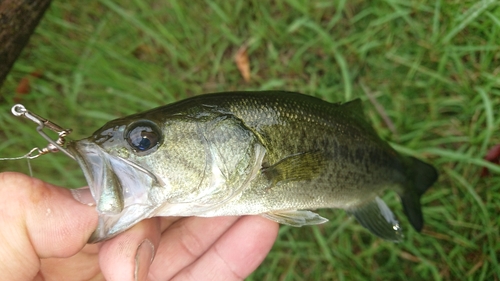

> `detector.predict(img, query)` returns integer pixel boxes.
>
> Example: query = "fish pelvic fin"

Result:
[400,156,438,232]
[261,210,328,227]
[347,196,403,242]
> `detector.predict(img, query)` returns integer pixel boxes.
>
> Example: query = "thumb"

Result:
[0,172,98,280]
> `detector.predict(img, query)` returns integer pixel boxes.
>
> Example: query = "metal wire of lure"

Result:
[3,104,75,160]
[2,104,164,184]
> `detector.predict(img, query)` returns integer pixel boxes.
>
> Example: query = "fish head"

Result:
[67,115,175,242]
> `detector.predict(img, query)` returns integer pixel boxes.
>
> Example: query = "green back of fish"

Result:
[136,91,392,162]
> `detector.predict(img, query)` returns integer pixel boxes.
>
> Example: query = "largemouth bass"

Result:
[67,91,438,243]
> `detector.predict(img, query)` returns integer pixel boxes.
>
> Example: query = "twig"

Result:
[361,82,398,136]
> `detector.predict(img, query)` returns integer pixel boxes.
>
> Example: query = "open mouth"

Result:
[67,139,158,243]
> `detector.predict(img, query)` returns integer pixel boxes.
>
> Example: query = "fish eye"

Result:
[125,121,161,153]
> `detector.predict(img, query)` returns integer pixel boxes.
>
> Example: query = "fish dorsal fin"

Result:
[340,98,367,121]
[338,98,382,137]
[261,151,326,186]
[261,210,328,226]
[346,196,403,242]
[341,98,363,111]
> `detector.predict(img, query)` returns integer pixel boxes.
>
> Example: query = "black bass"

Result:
[67,91,438,243]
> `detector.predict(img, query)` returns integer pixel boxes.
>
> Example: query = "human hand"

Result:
[0,172,279,281]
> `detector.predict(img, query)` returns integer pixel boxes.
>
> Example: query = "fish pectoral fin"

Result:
[261,210,328,227]
[261,151,326,185]
[346,196,403,242]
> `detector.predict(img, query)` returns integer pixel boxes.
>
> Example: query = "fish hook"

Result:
[10,104,76,160]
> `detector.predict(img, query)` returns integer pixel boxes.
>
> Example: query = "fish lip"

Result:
[67,139,157,243]
[67,139,102,202]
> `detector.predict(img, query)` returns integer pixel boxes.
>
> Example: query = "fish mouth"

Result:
[67,139,159,243]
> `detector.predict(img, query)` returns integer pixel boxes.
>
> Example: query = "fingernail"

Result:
[70,187,96,206]
[135,239,155,281]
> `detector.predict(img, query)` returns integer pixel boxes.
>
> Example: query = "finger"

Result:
[0,172,98,280]
[148,216,239,280]
[171,216,279,281]
[158,216,181,231]
[40,188,102,280]
[99,217,161,281]
[70,186,96,206]
[39,244,102,281]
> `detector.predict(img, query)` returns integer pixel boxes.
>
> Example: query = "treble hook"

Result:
[11,104,75,160]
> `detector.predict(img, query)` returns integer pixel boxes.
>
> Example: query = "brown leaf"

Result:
[234,46,251,82]
[15,77,31,95]
[14,70,42,102]
[399,251,420,263]
[480,144,500,177]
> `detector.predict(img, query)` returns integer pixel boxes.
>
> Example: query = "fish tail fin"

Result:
[400,156,438,232]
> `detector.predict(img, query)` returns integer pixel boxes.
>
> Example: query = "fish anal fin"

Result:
[347,196,403,242]
[261,151,326,186]
[261,210,328,227]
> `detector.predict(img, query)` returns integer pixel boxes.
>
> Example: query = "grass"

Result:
[1,0,499,280]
